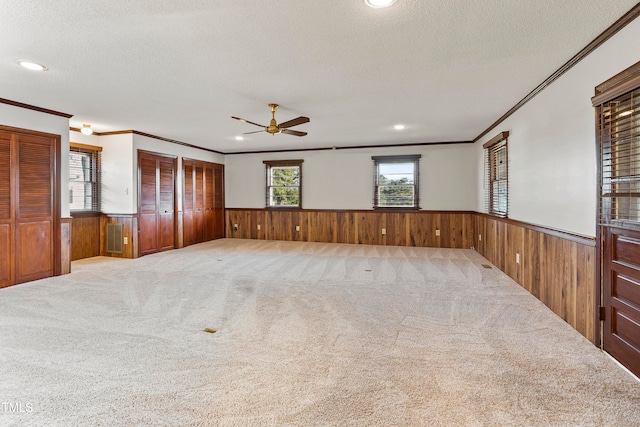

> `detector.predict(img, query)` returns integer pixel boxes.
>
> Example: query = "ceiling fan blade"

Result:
[278,116,310,129]
[243,130,265,135]
[231,116,266,128]
[281,129,307,137]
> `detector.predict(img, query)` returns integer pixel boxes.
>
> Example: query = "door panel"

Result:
[138,153,158,256]
[205,166,214,241]
[214,165,225,238]
[16,135,53,282]
[182,160,223,246]
[158,158,174,250]
[16,221,52,282]
[0,133,11,287]
[0,224,11,286]
[603,228,640,377]
[183,162,194,246]
[194,166,204,243]
[137,151,175,256]
[0,128,58,287]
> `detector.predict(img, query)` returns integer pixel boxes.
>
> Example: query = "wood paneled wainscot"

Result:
[474,213,597,344]
[100,214,138,259]
[70,212,101,261]
[226,209,475,249]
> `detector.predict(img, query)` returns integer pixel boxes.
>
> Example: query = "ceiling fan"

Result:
[232,104,310,137]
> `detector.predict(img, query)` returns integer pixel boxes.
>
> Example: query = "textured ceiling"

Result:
[1,1,638,153]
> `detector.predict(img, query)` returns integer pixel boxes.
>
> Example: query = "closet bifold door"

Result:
[16,133,55,284]
[213,164,225,239]
[183,161,195,246]
[204,165,214,241]
[0,132,12,286]
[137,150,176,257]
[158,156,175,251]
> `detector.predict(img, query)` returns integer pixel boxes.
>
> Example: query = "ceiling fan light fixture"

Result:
[80,124,93,135]
[365,0,396,8]
[17,60,48,71]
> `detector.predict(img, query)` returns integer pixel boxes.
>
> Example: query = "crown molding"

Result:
[473,3,640,143]
[1,97,73,118]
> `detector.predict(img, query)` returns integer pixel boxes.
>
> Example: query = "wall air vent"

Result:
[106,223,123,254]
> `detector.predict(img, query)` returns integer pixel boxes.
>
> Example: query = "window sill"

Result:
[70,211,101,218]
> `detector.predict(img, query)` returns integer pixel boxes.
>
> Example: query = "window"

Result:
[69,143,101,212]
[484,131,509,217]
[372,155,420,209]
[596,86,640,227]
[264,159,303,208]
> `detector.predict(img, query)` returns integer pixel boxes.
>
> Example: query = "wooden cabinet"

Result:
[182,159,224,247]
[0,126,60,287]
[138,150,177,257]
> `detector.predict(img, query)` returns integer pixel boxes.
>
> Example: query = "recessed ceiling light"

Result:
[393,124,405,130]
[365,0,396,8]
[235,136,244,141]
[17,60,48,71]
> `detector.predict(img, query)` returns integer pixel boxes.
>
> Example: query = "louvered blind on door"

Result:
[598,87,640,227]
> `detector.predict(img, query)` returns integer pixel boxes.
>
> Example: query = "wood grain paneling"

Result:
[138,151,176,257]
[0,126,63,287]
[71,214,100,261]
[100,214,138,259]
[474,214,597,344]
[0,223,11,286]
[60,218,71,274]
[183,159,224,247]
[225,209,475,249]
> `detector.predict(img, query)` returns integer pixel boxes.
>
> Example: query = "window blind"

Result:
[483,132,509,217]
[69,143,101,212]
[598,87,640,227]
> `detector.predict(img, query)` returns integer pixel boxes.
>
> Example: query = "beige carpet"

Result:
[1,238,639,426]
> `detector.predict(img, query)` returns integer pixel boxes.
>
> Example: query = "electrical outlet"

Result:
[435,229,440,237]
[123,236,128,245]
[295,225,300,232]
[479,234,482,241]
[257,224,261,230]
[381,228,386,235]
[233,224,238,231]
[516,253,520,264]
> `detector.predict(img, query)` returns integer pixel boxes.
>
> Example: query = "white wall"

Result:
[1,104,71,216]
[225,143,476,210]
[475,16,640,238]
[69,131,224,214]
[70,130,135,214]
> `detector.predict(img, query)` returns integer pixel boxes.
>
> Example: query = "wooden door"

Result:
[158,157,175,251]
[138,151,176,257]
[213,164,225,238]
[0,126,60,288]
[182,159,224,247]
[16,134,55,283]
[594,65,640,377]
[602,228,640,377]
[0,131,13,286]
[183,162,195,246]
[204,165,214,241]
[194,165,204,243]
